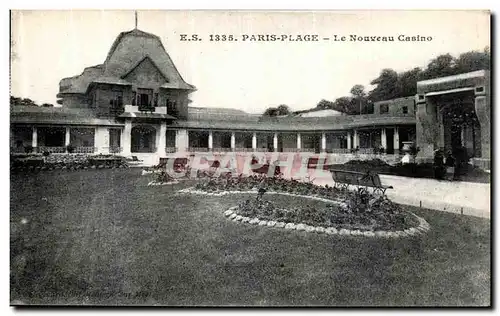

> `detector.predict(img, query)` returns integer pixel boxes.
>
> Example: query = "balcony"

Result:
[124,104,167,115]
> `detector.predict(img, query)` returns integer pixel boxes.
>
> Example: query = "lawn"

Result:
[10,168,490,306]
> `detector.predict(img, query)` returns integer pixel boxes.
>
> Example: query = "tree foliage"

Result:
[263,104,291,116]
[367,47,490,102]
[10,95,54,107]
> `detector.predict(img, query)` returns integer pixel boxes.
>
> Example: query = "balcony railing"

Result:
[108,146,123,154]
[329,148,351,154]
[188,147,209,152]
[212,147,232,153]
[138,104,155,112]
[299,148,316,153]
[282,148,299,152]
[255,148,270,152]
[123,104,168,115]
[10,147,27,154]
[165,147,177,153]
[235,148,254,152]
[357,148,375,154]
[73,147,96,154]
[131,146,157,153]
[37,146,66,153]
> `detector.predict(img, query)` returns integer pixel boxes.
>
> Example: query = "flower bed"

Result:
[177,174,430,236]
[194,174,344,200]
[234,192,417,232]
[10,154,129,172]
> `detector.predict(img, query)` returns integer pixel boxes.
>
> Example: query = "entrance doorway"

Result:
[439,92,482,158]
[131,125,157,153]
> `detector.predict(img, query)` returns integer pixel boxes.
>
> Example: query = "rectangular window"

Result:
[402,106,408,114]
[154,93,158,107]
[140,94,149,106]
[136,88,154,110]
[380,103,389,114]
[167,99,178,117]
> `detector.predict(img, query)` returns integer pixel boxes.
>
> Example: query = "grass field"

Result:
[10,169,490,306]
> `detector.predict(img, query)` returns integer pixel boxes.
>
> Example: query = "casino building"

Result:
[10,27,491,170]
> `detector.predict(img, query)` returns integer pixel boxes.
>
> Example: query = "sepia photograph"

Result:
[9,9,491,307]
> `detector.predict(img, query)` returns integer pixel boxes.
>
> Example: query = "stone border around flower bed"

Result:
[178,187,431,238]
[147,180,180,186]
[142,170,164,176]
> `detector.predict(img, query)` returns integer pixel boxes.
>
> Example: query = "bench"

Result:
[330,169,393,195]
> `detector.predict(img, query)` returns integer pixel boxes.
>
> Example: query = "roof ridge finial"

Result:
[134,11,138,29]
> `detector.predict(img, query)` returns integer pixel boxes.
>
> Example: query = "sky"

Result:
[10,10,490,113]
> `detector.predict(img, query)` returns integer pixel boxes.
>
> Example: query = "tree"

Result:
[263,104,291,116]
[262,107,278,116]
[276,104,291,116]
[41,103,54,107]
[368,68,399,102]
[395,67,423,97]
[421,54,456,79]
[454,49,490,74]
[333,97,355,114]
[10,96,38,106]
[350,84,366,99]
[349,84,367,114]
[316,99,335,110]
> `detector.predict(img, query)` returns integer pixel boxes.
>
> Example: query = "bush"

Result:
[42,151,50,157]
[24,145,34,153]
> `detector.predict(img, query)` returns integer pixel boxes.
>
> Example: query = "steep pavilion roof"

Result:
[58,28,195,97]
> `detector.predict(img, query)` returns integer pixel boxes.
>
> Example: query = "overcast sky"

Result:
[10,10,490,113]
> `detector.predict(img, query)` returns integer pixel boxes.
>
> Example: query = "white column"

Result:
[296,133,301,150]
[353,130,359,148]
[347,131,352,150]
[321,132,326,152]
[122,120,132,156]
[230,132,236,151]
[208,130,213,151]
[252,132,257,150]
[394,127,400,152]
[32,126,37,148]
[461,126,465,146]
[158,122,167,156]
[273,133,278,152]
[65,127,71,147]
[175,129,188,152]
[381,128,387,150]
